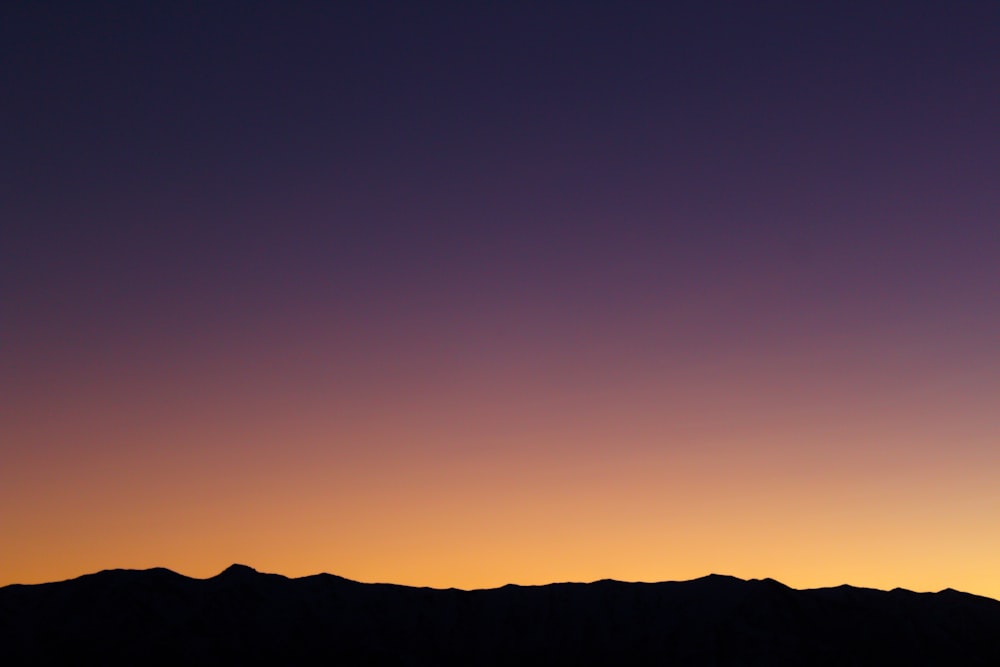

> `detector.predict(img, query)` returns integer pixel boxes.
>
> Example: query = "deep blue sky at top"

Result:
[3,1,998,357]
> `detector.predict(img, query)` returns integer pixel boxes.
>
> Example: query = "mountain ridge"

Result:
[3,564,999,665]
[7,564,990,598]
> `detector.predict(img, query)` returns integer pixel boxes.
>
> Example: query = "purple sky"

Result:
[3,2,999,593]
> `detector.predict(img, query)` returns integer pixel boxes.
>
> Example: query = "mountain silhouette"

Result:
[2,566,999,665]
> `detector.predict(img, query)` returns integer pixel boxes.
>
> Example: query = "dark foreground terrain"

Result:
[2,565,999,665]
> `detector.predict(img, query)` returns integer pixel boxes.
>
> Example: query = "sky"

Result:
[3,1,999,597]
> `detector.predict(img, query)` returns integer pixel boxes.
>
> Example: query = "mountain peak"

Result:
[215,564,258,579]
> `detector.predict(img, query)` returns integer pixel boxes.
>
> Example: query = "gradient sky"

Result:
[3,1,999,598]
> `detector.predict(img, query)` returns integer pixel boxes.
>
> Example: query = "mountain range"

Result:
[3,565,999,665]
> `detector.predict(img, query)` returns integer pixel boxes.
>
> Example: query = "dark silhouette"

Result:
[3,565,999,665]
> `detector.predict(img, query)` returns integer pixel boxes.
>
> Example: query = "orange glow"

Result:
[5,316,998,600]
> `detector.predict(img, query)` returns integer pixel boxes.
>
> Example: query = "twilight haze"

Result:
[3,2,998,597]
